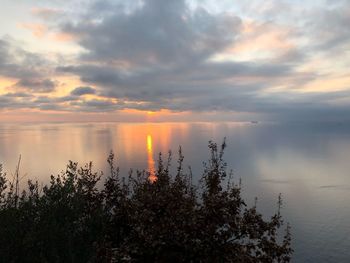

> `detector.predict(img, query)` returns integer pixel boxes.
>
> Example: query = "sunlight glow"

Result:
[147,134,157,182]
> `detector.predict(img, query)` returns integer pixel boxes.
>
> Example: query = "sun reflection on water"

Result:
[147,134,157,182]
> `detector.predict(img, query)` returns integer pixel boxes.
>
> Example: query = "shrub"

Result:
[0,141,292,262]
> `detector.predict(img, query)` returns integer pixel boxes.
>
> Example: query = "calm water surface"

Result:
[0,122,350,262]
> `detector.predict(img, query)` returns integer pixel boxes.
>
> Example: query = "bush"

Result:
[0,141,292,262]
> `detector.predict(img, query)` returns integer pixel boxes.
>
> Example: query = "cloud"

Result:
[13,78,58,93]
[31,7,61,20]
[70,86,96,96]
[0,37,53,80]
[308,6,350,52]
[1,0,350,121]
[63,0,241,66]
[58,0,307,115]
[0,95,34,110]
[19,23,48,38]
[0,37,61,95]
[3,92,32,98]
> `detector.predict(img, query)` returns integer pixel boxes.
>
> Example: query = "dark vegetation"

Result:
[0,141,292,262]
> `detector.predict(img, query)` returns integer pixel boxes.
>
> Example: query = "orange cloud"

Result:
[0,78,17,94]
[50,32,76,42]
[234,22,294,52]
[212,20,296,62]
[19,21,76,43]
[19,23,48,38]
[300,74,350,92]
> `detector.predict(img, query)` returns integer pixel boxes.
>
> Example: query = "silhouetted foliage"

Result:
[0,142,292,262]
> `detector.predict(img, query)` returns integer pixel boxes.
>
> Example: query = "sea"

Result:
[0,121,350,262]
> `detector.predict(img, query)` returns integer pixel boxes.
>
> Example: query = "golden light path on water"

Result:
[147,134,157,182]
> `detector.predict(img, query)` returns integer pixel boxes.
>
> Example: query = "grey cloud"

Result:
[39,104,64,111]
[58,0,316,115]
[35,95,80,104]
[4,92,32,98]
[33,96,52,104]
[84,99,117,109]
[0,37,58,96]
[308,6,350,51]
[64,0,241,66]
[2,87,350,122]
[0,38,50,80]
[70,86,96,96]
[59,60,294,99]
[285,1,350,59]
[55,95,79,102]
[0,96,11,105]
[32,0,350,120]
[70,99,122,112]
[14,78,57,93]
[0,95,35,110]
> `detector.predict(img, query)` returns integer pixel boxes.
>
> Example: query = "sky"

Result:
[0,0,350,122]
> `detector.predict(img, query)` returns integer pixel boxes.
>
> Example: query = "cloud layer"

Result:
[1,0,350,121]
